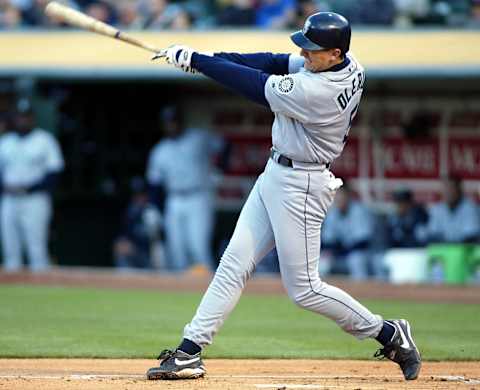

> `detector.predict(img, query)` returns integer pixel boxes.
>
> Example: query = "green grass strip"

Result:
[0,285,478,360]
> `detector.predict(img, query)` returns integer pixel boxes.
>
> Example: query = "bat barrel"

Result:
[45,1,161,53]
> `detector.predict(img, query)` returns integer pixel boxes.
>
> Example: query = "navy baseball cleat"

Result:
[374,319,421,380]
[146,349,206,380]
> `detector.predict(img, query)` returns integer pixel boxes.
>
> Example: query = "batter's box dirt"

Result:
[0,359,479,389]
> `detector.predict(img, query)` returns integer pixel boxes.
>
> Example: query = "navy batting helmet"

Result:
[291,12,351,55]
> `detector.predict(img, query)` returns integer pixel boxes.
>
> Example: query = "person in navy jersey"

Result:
[387,189,429,248]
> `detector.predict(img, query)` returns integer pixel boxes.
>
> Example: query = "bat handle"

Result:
[115,31,163,54]
[151,52,166,60]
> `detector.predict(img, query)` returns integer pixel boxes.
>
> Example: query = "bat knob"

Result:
[151,51,166,61]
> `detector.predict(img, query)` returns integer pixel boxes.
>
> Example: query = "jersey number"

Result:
[343,103,359,144]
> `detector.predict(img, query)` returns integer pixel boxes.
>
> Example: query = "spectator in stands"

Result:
[430,0,471,26]
[0,0,477,29]
[117,1,143,29]
[329,0,395,25]
[322,183,379,280]
[469,0,480,26]
[85,1,117,25]
[9,0,30,10]
[74,0,96,7]
[427,177,480,243]
[142,0,191,30]
[0,0,22,29]
[291,0,323,28]
[22,0,79,26]
[392,0,430,26]
[359,0,396,24]
[256,0,296,29]
[386,189,429,248]
[217,0,256,26]
[113,177,163,270]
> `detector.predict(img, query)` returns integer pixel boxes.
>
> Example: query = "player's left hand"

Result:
[152,45,197,74]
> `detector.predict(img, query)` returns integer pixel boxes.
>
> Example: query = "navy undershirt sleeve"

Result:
[192,53,270,107]
[214,52,290,75]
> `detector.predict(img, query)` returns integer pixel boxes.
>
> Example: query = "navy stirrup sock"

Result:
[178,338,202,355]
[375,321,396,346]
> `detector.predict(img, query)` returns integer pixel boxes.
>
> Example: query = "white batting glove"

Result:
[152,45,197,74]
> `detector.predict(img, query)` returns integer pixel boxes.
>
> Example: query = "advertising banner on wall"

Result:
[379,137,440,179]
[330,137,361,178]
[448,136,480,179]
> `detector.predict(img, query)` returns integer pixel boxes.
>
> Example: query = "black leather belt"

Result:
[270,149,293,167]
[270,149,330,169]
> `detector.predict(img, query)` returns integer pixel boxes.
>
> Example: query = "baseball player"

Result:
[0,98,64,272]
[427,177,480,243]
[322,183,378,280]
[147,12,421,381]
[146,106,223,272]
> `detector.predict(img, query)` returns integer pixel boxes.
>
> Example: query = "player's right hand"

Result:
[152,45,197,74]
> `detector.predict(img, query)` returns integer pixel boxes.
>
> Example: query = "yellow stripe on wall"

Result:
[0,30,479,69]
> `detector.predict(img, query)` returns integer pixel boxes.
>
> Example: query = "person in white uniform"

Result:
[146,12,421,381]
[322,184,377,280]
[0,99,64,272]
[427,177,480,243]
[146,106,224,273]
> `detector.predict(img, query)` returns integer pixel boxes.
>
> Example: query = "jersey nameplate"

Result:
[335,71,365,112]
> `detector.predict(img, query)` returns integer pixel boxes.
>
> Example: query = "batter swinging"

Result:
[147,12,421,381]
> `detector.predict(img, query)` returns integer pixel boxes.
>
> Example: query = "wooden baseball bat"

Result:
[45,1,163,54]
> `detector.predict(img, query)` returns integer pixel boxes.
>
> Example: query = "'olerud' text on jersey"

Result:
[335,70,365,111]
[265,53,365,165]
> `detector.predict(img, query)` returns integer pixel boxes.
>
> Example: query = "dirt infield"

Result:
[0,359,479,390]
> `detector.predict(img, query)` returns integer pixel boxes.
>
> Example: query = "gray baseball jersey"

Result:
[266,54,364,163]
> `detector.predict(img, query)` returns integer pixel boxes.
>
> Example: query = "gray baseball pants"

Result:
[184,159,383,347]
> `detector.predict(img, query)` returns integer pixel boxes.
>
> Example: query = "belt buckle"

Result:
[271,149,292,168]
[270,149,280,164]
[278,154,292,167]
[276,153,283,165]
